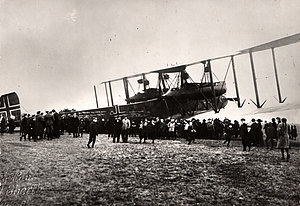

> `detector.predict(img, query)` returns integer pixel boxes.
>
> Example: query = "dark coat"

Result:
[240,123,252,146]
[89,122,98,137]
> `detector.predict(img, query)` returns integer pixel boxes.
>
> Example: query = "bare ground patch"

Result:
[1,134,299,205]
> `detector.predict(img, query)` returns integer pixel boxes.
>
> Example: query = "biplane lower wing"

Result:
[67,95,228,119]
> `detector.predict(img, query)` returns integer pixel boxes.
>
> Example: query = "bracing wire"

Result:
[128,81,136,94]
[21,105,29,113]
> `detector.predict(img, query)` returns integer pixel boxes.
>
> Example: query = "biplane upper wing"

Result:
[101,33,300,84]
[239,33,300,54]
[101,65,187,84]
[149,65,187,73]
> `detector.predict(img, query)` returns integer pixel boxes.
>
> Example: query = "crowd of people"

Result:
[0,111,298,161]
[0,110,93,141]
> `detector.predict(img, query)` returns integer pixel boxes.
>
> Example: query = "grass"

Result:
[1,133,300,205]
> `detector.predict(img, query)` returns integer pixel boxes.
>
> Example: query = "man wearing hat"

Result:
[223,119,233,147]
[87,118,98,148]
[240,118,252,151]
[250,118,260,146]
[20,113,29,141]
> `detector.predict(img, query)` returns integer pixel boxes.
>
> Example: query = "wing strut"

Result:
[231,56,245,107]
[123,77,130,101]
[108,81,114,106]
[249,52,266,108]
[104,82,110,107]
[205,60,219,113]
[271,48,287,103]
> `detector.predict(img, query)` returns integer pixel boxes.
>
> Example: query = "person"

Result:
[106,113,115,138]
[138,119,145,143]
[8,115,16,134]
[0,115,6,135]
[149,118,157,143]
[35,111,44,140]
[276,118,290,161]
[28,115,36,141]
[265,118,277,149]
[44,111,54,140]
[71,113,80,138]
[113,117,122,143]
[52,109,61,138]
[121,117,131,143]
[187,120,196,145]
[87,118,98,148]
[240,118,252,151]
[291,125,298,140]
[232,120,240,139]
[223,119,233,147]
[20,114,29,141]
[257,119,264,146]
[207,119,215,139]
[167,119,176,140]
[250,119,259,146]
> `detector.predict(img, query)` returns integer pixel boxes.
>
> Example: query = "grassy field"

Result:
[1,133,300,206]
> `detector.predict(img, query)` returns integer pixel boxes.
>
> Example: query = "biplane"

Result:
[69,33,300,119]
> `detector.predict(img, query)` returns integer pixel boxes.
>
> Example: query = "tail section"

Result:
[0,92,21,122]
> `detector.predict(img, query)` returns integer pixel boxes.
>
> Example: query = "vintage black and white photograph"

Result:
[1,0,300,205]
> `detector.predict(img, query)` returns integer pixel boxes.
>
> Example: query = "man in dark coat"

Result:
[8,116,16,134]
[113,117,122,143]
[28,115,36,141]
[70,113,80,138]
[35,111,44,140]
[265,118,277,149]
[20,114,29,141]
[240,118,252,151]
[223,119,233,147]
[44,111,54,140]
[87,118,98,148]
[0,115,6,135]
[250,118,261,146]
[52,109,61,138]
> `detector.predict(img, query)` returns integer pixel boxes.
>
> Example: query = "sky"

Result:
[1,0,300,119]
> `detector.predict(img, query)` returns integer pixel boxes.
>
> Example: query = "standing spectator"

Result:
[183,120,189,141]
[250,119,260,146]
[187,120,196,145]
[207,119,215,139]
[8,115,16,134]
[240,118,252,151]
[28,115,36,141]
[223,119,233,147]
[265,119,277,149]
[113,117,122,143]
[106,114,115,138]
[232,120,240,139]
[138,119,145,143]
[257,119,264,146]
[291,125,297,140]
[121,117,131,143]
[20,114,29,141]
[52,109,61,138]
[87,118,98,148]
[79,119,85,137]
[167,119,176,140]
[214,118,224,139]
[71,113,80,138]
[199,119,208,139]
[277,118,290,161]
[0,114,6,135]
[149,118,157,143]
[44,111,54,140]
